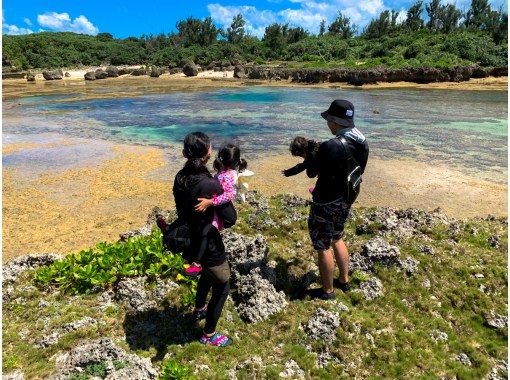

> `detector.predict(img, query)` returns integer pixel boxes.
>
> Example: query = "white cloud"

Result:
[359,0,385,15]
[2,11,33,35]
[208,0,388,36]
[24,17,33,26]
[37,12,71,29]
[396,9,407,23]
[37,12,99,35]
[207,4,277,37]
[2,23,33,35]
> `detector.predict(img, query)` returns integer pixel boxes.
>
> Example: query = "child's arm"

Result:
[211,172,237,206]
[282,162,307,177]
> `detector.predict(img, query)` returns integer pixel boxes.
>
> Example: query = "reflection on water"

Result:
[3,87,508,181]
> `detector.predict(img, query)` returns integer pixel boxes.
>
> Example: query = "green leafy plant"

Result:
[351,269,370,285]
[159,360,194,380]
[34,230,185,294]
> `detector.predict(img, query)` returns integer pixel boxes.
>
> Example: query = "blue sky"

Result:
[2,0,508,38]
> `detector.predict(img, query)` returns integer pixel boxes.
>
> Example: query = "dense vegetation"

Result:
[3,0,507,70]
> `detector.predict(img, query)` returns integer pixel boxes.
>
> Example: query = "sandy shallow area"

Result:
[3,138,507,262]
[2,75,508,261]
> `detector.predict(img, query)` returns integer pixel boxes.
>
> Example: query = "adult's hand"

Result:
[195,197,213,212]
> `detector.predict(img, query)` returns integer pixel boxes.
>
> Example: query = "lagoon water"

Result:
[3,87,508,182]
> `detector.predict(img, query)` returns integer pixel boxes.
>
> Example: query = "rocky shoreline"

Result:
[3,62,508,86]
[238,65,508,85]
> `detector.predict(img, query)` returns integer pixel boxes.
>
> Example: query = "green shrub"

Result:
[34,230,185,294]
[159,360,194,380]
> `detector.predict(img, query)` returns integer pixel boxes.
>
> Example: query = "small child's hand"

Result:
[281,169,290,177]
[195,197,213,212]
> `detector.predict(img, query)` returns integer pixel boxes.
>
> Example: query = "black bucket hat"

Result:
[321,99,355,128]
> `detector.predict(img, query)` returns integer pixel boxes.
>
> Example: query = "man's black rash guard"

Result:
[311,131,369,203]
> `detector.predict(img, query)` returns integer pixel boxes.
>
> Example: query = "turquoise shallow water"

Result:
[3,87,508,181]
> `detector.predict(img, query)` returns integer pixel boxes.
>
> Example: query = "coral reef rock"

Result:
[304,308,340,343]
[50,338,159,379]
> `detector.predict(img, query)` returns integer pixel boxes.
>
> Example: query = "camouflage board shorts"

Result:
[308,198,351,251]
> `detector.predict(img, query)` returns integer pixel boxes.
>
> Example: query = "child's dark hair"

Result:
[290,136,308,157]
[213,143,248,172]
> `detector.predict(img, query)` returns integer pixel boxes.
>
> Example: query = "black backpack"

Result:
[163,218,191,255]
[336,136,363,205]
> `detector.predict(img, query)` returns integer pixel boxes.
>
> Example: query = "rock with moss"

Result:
[223,230,269,277]
[150,66,160,78]
[304,308,340,342]
[243,190,270,213]
[484,311,508,329]
[114,276,156,311]
[84,71,96,80]
[363,237,401,266]
[36,317,98,348]
[486,360,508,380]
[398,256,420,275]
[42,70,63,80]
[182,61,198,77]
[106,65,119,77]
[234,270,287,323]
[3,371,24,380]
[279,360,305,379]
[50,338,158,379]
[95,69,108,79]
[355,277,384,300]
[429,329,448,342]
[457,353,472,367]
[3,253,60,285]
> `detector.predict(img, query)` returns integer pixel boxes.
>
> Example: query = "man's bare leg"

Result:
[332,238,349,284]
[318,248,335,293]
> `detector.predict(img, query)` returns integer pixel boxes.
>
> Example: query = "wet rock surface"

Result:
[304,308,340,343]
[50,338,159,380]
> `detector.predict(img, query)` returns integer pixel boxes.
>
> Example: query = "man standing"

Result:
[308,99,369,299]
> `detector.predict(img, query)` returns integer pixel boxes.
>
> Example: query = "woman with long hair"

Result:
[173,132,237,347]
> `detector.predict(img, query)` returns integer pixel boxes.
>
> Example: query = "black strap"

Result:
[336,135,359,170]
